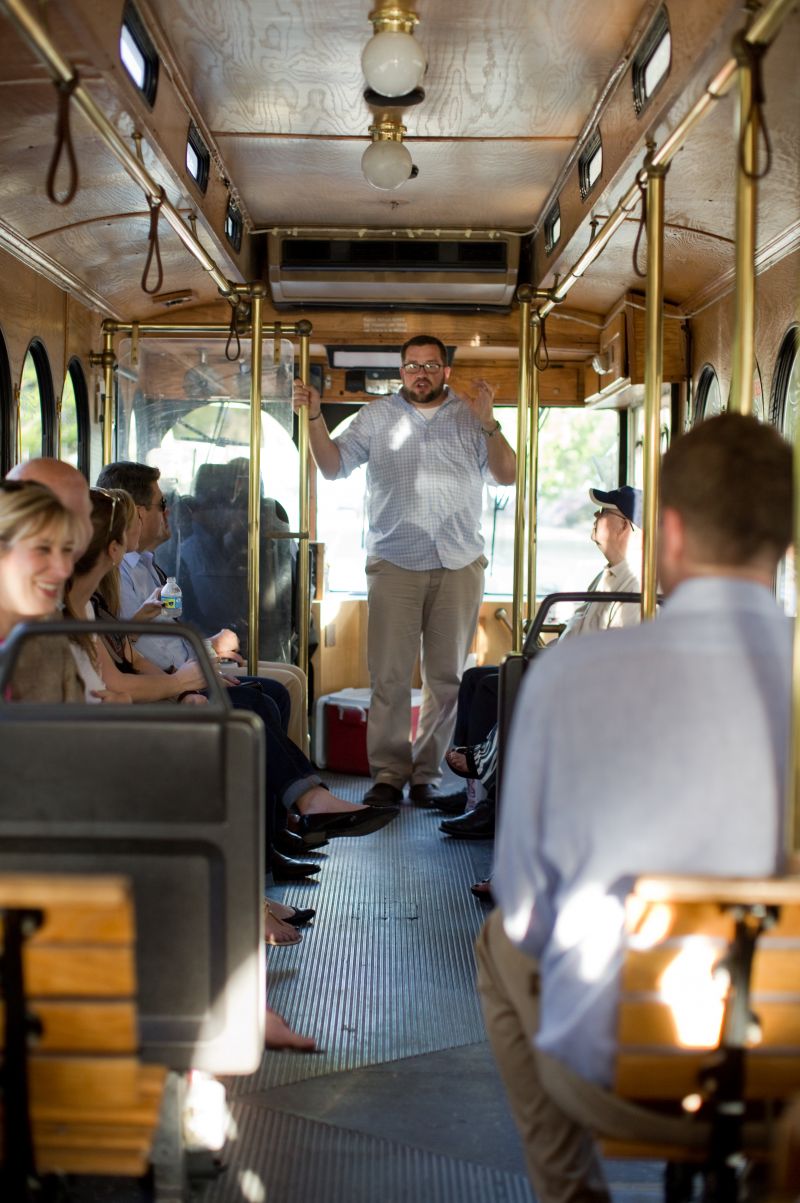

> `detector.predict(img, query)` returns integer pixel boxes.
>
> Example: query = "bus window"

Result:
[772,327,799,616]
[630,393,671,487]
[116,337,299,661]
[0,327,11,473]
[536,406,619,608]
[19,341,55,462]
[60,358,90,477]
[694,365,724,423]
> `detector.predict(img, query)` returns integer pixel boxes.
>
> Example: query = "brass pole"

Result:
[641,164,668,621]
[0,0,237,306]
[729,39,757,415]
[246,286,265,677]
[101,328,115,465]
[526,316,541,622]
[296,321,313,681]
[512,289,532,650]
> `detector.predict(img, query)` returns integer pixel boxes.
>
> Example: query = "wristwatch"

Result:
[482,420,502,437]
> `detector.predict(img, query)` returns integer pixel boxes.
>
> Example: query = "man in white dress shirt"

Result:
[476,413,793,1203]
[562,484,642,636]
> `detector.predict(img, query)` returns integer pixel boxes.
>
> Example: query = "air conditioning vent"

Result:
[268,234,519,307]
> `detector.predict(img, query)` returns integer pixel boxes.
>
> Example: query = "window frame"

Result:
[578,131,603,201]
[769,325,799,434]
[0,325,12,474]
[225,200,243,253]
[19,338,57,461]
[120,1,159,108]
[543,202,561,257]
[186,122,210,194]
[632,6,671,117]
[693,364,722,424]
[61,357,91,479]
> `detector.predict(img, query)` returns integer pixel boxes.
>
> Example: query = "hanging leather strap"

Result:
[631,169,648,279]
[225,304,242,361]
[733,34,772,181]
[46,72,80,205]
[141,187,165,295]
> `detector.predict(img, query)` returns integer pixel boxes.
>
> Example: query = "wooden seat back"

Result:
[602,875,800,1162]
[0,873,167,1179]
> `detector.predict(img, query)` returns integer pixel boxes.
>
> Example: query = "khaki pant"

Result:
[365,556,484,788]
[475,909,612,1203]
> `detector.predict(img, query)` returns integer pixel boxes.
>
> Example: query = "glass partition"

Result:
[116,337,298,662]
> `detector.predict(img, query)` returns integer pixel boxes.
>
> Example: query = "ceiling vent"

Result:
[267,234,520,308]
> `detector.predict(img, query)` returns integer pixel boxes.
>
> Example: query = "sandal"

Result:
[470,877,494,903]
[445,746,476,779]
[263,901,302,946]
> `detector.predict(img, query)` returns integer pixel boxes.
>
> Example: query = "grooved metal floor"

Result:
[208,774,663,1203]
[67,773,663,1201]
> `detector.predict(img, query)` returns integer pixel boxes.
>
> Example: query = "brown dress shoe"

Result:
[363,782,404,807]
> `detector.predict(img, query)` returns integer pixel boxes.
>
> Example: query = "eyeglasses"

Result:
[141,495,168,512]
[402,361,444,374]
[594,508,632,526]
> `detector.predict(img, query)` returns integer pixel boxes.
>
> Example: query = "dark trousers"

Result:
[454,666,499,747]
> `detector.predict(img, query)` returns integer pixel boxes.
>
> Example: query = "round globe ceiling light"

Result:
[361,137,413,190]
[361,29,426,97]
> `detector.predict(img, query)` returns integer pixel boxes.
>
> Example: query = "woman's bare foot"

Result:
[295,785,366,815]
[446,749,469,775]
[268,900,296,922]
[263,901,302,946]
[265,1007,317,1051]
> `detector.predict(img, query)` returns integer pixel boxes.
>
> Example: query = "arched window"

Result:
[770,326,799,439]
[60,357,90,478]
[19,340,56,462]
[693,365,723,423]
[0,327,12,474]
[770,327,799,616]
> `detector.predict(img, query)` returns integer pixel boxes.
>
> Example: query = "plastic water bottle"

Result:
[161,577,183,619]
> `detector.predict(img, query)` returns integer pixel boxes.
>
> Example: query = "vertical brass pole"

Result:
[247,286,265,678]
[642,164,668,621]
[729,42,757,415]
[512,288,532,650]
[296,320,312,681]
[101,327,115,465]
[526,316,541,623]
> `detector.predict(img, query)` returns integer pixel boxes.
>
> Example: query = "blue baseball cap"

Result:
[589,485,643,527]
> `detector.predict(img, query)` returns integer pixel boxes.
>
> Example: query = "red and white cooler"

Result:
[313,687,423,775]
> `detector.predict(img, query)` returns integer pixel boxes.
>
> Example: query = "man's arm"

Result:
[292,381,342,479]
[462,379,516,485]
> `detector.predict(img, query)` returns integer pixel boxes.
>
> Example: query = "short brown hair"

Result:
[661,413,792,566]
[401,335,448,365]
[96,461,159,507]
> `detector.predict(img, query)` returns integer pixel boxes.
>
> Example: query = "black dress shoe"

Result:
[283,907,316,927]
[363,782,404,807]
[271,850,321,881]
[434,789,467,816]
[295,806,399,839]
[408,783,438,808]
[439,801,495,840]
[273,828,328,857]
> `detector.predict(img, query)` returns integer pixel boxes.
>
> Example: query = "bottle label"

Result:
[162,597,182,611]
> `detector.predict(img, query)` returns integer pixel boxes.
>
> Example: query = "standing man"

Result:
[476,414,793,1202]
[294,335,516,806]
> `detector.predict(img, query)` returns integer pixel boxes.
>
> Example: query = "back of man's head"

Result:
[7,457,93,553]
[661,413,792,569]
[96,461,159,507]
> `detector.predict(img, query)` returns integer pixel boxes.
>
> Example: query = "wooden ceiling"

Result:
[0,0,796,345]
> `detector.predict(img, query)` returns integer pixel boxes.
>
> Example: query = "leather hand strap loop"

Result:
[46,72,80,206]
[141,187,165,295]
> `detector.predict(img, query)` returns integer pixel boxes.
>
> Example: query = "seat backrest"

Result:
[0,622,266,1075]
[616,875,800,1106]
[0,873,167,1179]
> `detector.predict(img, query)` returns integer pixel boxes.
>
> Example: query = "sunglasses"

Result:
[93,487,120,538]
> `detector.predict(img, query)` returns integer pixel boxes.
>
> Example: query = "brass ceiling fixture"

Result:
[361,6,426,103]
[361,117,415,191]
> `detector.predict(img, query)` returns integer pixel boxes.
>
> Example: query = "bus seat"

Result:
[0,621,266,1076]
[539,874,800,1197]
[496,591,646,796]
[0,873,167,1187]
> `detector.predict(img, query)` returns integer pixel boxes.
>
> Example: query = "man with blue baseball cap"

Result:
[561,484,643,636]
